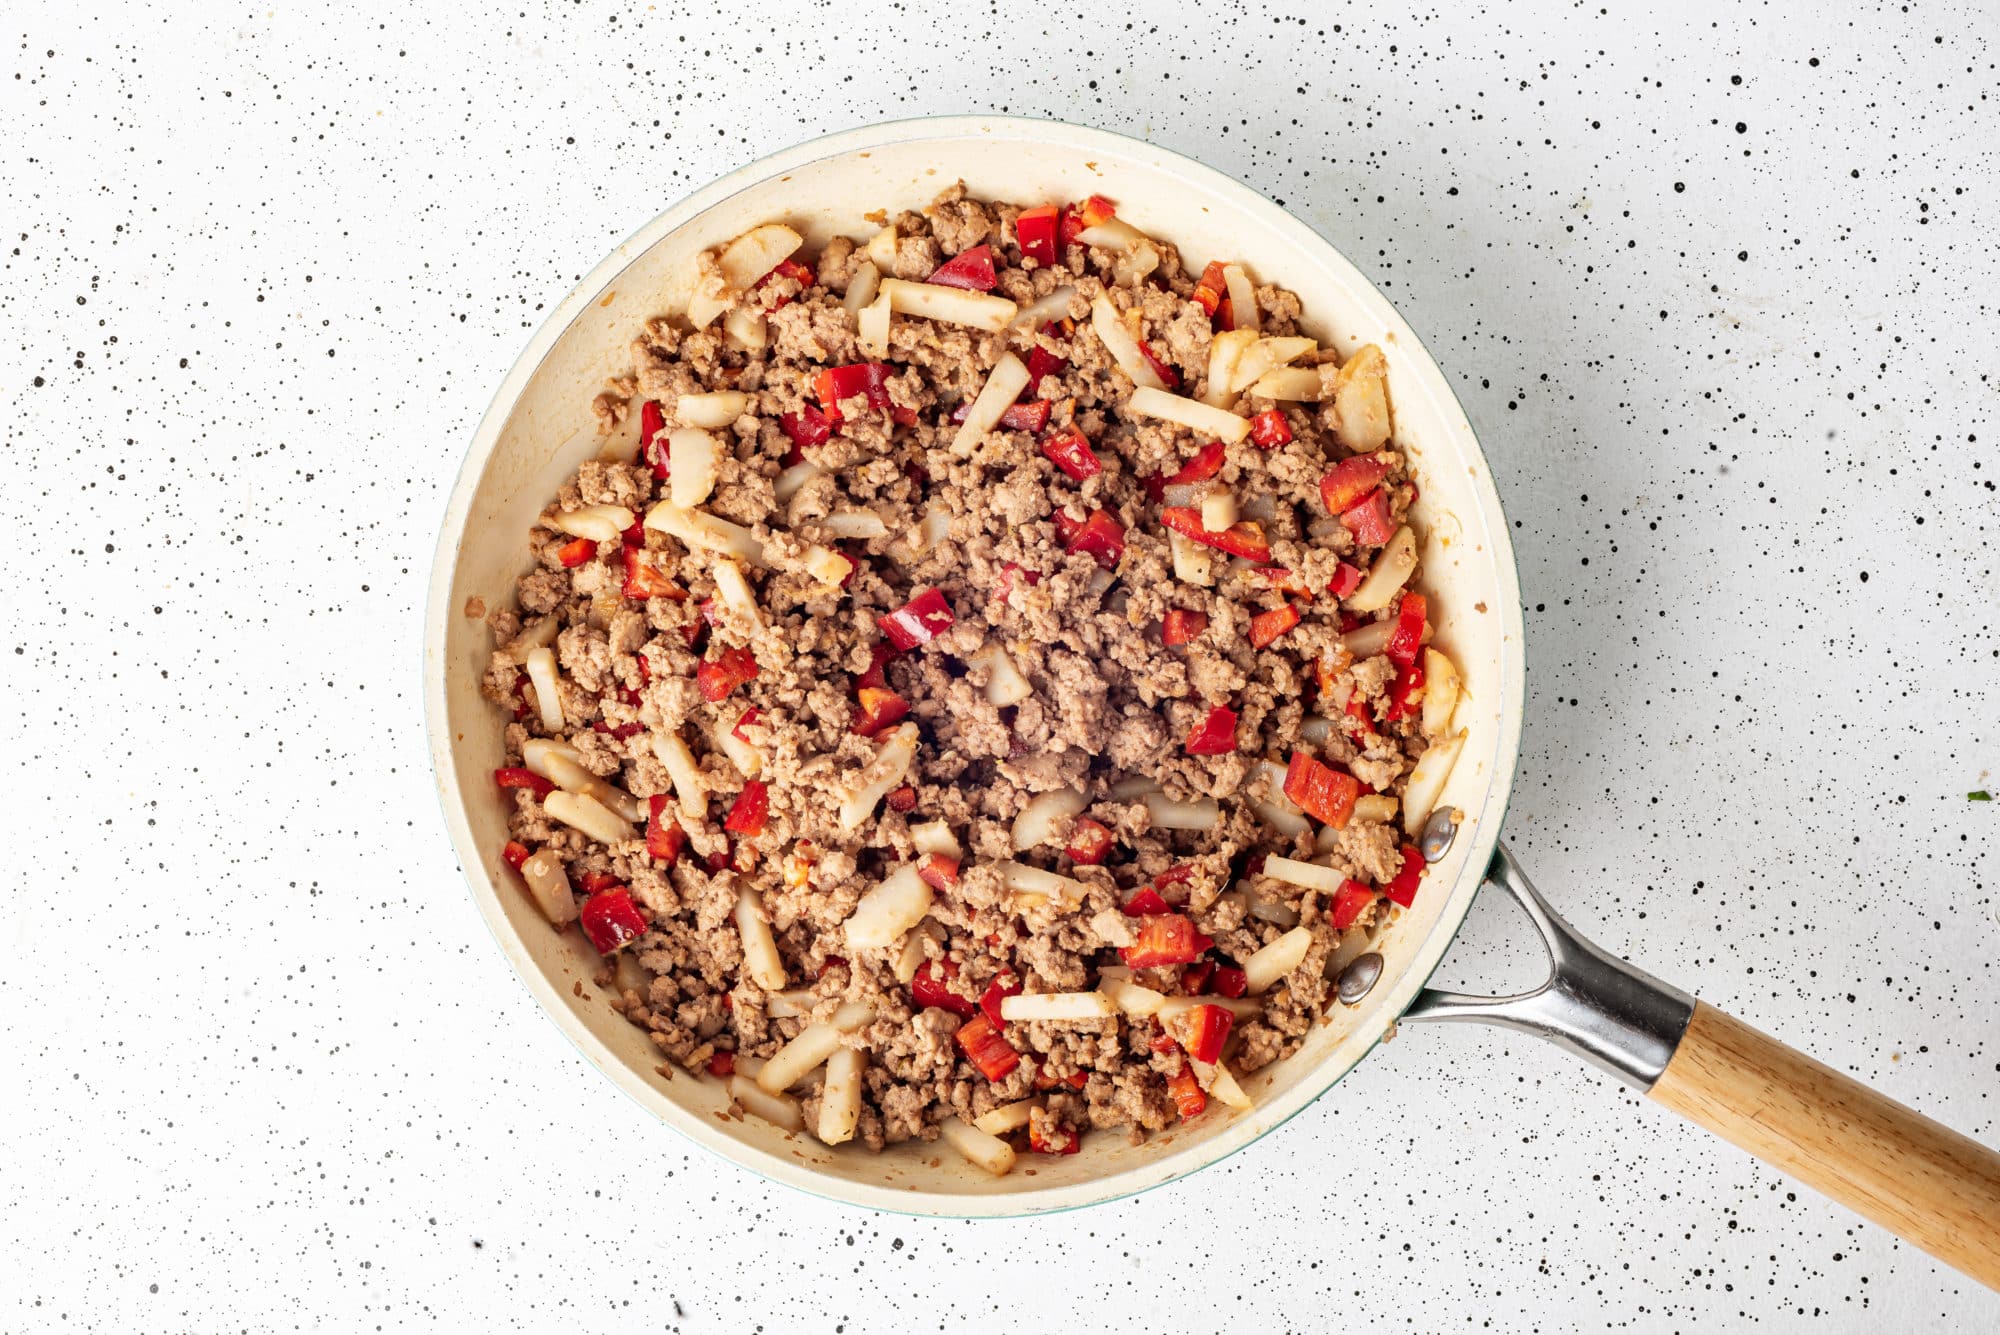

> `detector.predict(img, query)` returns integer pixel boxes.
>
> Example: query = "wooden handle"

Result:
[1649,1002,2000,1289]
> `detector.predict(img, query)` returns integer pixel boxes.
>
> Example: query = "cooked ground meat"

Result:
[482,185,1459,1169]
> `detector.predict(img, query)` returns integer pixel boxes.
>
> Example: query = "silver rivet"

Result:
[1419,806,1461,863]
[1337,952,1384,1005]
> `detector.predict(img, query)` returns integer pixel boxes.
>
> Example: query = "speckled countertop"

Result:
[5,1,1996,1330]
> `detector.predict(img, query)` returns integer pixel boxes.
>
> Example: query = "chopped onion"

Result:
[542,790,632,846]
[1075,217,1149,251]
[718,223,803,291]
[1226,336,1316,394]
[879,278,1018,331]
[857,289,891,359]
[1202,328,1257,407]
[1347,526,1417,613]
[651,731,707,821]
[1012,787,1087,851]
[948,351,1031,456]
[667,429,723,508]
[1108,774,1162,802]
[644,501,770,569]
[997,861,1086,912]
[774,459,822,503]
[1246,894,1301,928]
[1244,366,1324,402]
[971,643,1033,708]
[522,647,565,732]
[709,560,763,633]
[1422,647,1462,735]
[1222,264,1258,333]
[549,504,635,543]
[1168,530,1215,586]
[1097,975,1166,1017]
[1323,925,1376,982]
[722,306,767,353]
[818,1048,865,1146]
[1089,295,1165,391]
[1352,793,1399,825]
[1111,240,1160,288]
[821,509,889,539]
[1341,618,1396,659]
[675,391,749,429]
[1402,730,1467,838]
[864,225,898,269]
[940,1117,1016,1177]
[1298,715,1336,745]
[517,848,576,925]
[1000,991,1118,1022]
[735,886,787,991]
[504,614,560,663]
[1313,824,1340,856]
[844,864,932,950]
[909,821,961,858]
[843,260,880,315]
[729,1075,803,1132]
[1128,386,1251,443]
[1242,925,1314,994]
[1262,855,1341,894]
[972,1099,1041,1136]
[1144,791,1220,831]
[836,723,919,831]
[600,398,646,464]
[1206,1061,1254,1110]
[1009,285,1077,329]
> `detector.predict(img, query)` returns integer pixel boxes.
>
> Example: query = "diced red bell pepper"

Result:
[1120,913,1213,969]
[1137,340,1180,390]
[1184,704,1239,756]
[778,404,834,452]
[579,887,649,954]
[1025,343,1068,394]
[1340,489,1396,546]
[621,517,647,549]
[1033,1062,1090,1092]
[1152,864,1195,891]
[1076,194,1117,229]
[1158,507,1272,563]
[1053,507,1125,570]
[702,843,734,875]
[1327,561,1365,600]
[640,400,668,478]
[756,257,817,310]
[1247,603,1302,649]
[1384,591,1427,669]
[812,362,895,424]
[1141,471,1167,503]
[1167,1061,1208,1121]
[856,640,896,692]
[1319,454,1393,514]
[1181,960,1215,995]
[915,853,960,892]
[646,794,686,865]
[1161,608,1209,646]
[912,960,979,1020]
[884,784,918,813]
[1248,408,1293,448]
[621,548,684,601]
[706,1050,736,1078]
[818,954,847,979]
[852,686,910,738]
[948,394,1053,434]
[1017,204,1061,267]
[991,562,1042,604]
[1148,1020,1181,1055]
[1192,260,1228,318]
[494,767,556,798]
[1027,1115,1081,1156]
[1252,567,1314,598]
[1065,818,1114,866]
[876,587,955,651]
[1283,752,1362,828]
[980,973,1022,1028]
[926,244,997,292]
[501,840,531,870]
[1121,887,1172,917]
[723,780,769,836]
[1166,441,1227,485]
[1039,426,1101,480]
[1343,693,1378,738]
[1332,879,1376,932]
[1211,966,1249,999]
[593,719,646,741]
[953,1012,1021,1082]
[556,536,597,568]
[1174,1002,1234,1064]
[1382,656,1427,722]
[731,707,762,744]
[695,646,759,703]
[579,871,622,893]
[1058,207,1086,246]
[1384,845,1427,908]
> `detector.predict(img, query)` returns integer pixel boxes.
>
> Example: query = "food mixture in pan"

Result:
[481,186,1467,1175]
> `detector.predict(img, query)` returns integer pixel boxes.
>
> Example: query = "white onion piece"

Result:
[865,225,898,269]
[1107,774,1162,802]
[1422,648,1462,736]
[1202,328,1256,408]
[1347,526,1417,614]
[879,278,1017,331]
[1341,618,1396,660]
[714,714,762,780]
[1009,284,1076,329]
[909,821,960,858]
[718,223,803,291]
[542,790,632,846]
[1244,366,1324,402]
[1247,894,1301,928]
[1298,715,1337,745]
[1012,787,1087,851]
[1089,295,1165,390]
[729,1075,804,1132]
[522,647,565,732]
[1222,264,1258,334]
[1075,217,1148,251]
[1168,530,1215,586]
[1128,386,1250,443]
[971,644,1034,708]
[1200,487,1238,532]
[644,501,770,569]
[818,1047,865,1146]
[676,391,749,429]
[722,306,767,353]
[1313,825,1341,856]
[1243,926,1314,994]
[940,1117,1016,1177]
[917,507,953,551]
[651,731,707,821]
[821,509,889,539]
[1262,855,1341,894]
[843,259,880,315]
[1402,730,1466,838]
[667,428,723,508]
[1248,796,1310,838]
[1112,240,1161,288]
[1226,336,1316,394]
[516,848,576,925]
[548,504,634,543]
[734,886,787,991]
[774,459,822,503]
[764,988,814,1020]
[891,923,936,985]
[1352,794,1400,825]
[1000,992,1118,1022]
[1098,976,1167,1018]
[836,723,919,831]
[857,290,891,359]
[1144,792,1220,831]
[997,861,1086,912]
[600,400,646,464]
[1206,1061,1254,1110]
[710,558,764,631]
[844,864,932,950]
[972,1099,1041,1136]
[948,351,1031,456]
[504,614,560,663]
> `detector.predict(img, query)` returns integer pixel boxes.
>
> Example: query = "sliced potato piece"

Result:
[1201,328,1257,407]
[948,351,1032,456]
[972,1098,1041,1137]
[1242,925,1314,994]
[1009,284,1076,329]
[542,790,632,846]
[675,391,749,429]
[722,306,767,353]
[729,1075,804,1132]
[1012,787,1088,851]
[999,991,1119,1023]
[836,723,919,831]
[818,1048,865,1146]
[1346,526,1417,614]
[1222,264,1258,333]
[1261,855,1342,894]
[1098,975,1167,1017]
[1244,365,1324,402]
[735,886,787,991]
[548,504,635,543]
[1226,336,1316,394]
[651,731,707,821]
[644,501,769,569]
[1422,647,1462,736]
[1331,343,1391,452]
[844,864,932,950]
[517,848,576,925]
[879,278,1017,331]
[940,1117,1016,1177]
[1089,294,1166,391]
[842,259,880,315]
[1401,730,1467,838]
[857,290,891,359]
[522,646,565,731]
[1127,386,1251,443]
[667,428,724,508]
[717,223,804,292]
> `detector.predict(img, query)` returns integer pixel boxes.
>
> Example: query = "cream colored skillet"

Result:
[421,116,2000,1282]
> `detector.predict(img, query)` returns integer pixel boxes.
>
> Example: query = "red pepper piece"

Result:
[1247,603,1302,650]
[954,1012,1021,1082]
[1340,488,1396,546]
[1283,752,1361,828]
[621,517,647,549]
[1137,340,1180,390]
[1248,408,1293,448]
[926,244,998,292]
[706,1050,736,1078]
[695,646,759,703]
[1166,441,1226,485]
[1332,878,1376,931]
[1027,1115,1082,1156]
[1058,207,1086,246]
[1192,260,1228,318]
[756,257,817,310]
[1183,704,1239,756]
[778,404,833,452]
[912,960,979,1020]
[494,767,556,798]
[1211,966,1249,999]
[1120,913,1213,969]
[1075,194,1117,229]
[1319,453,1393,514]
[1384,591,1427,668]
[579,887,649,954]
[1327,561,1365,600]
[1121,887,1172,917]
[1161,608,1209,646]
[501,840,531,870]
[1053,507,1126,569]
[1000,399,1052,433]
[876,587,955,651]
[1064,818,1114,866]
[915,853,960,892]
[1033,1061,1089,1093]
[1025,343,1067,394]
[1383,655,1427,722]
[1152,863,1195,890]
[818,954,847,979]
[813,362,894,424]
[645,794,686,866]
[856,640,896,692]
[1384,845,1427,908]
[640,400,669,479]
[1167,1060,1208,1120]
[991,562,1042,605]
[1252,567,1314,598]
[1039,426,1101,480]
[1174,1002,1234,1064]
[1158,507,1272,563]
[852,686,910,738]
[578,871,621,893]
[980,972,1022,1028]
[1181,960,1216,995]
[592,720,646,741]
[731,707,762,743]
[723,780,769,836]
[621,548,684,601]
[884,785,917,813]
[556,536,597,568]
[1017,205,1060,267]
[1343,692,1378,739]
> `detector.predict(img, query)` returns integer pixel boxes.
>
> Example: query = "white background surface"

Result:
[4,1,1997,1330]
